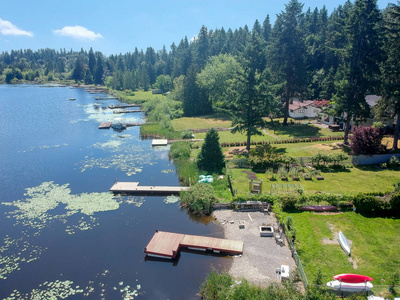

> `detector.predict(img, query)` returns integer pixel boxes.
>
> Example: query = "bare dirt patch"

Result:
[212,210,296,287]
[307,142,342,152]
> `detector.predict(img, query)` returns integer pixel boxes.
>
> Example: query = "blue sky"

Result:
[0,0,393,55]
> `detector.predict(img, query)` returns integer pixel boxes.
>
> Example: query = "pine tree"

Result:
[197,128,225,174]
[269,0,307,126]
[334,0,383,143]
[381,1,400,149]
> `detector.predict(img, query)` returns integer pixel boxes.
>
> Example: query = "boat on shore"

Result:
[327,280,373,292]
[333,273,373,284]
[338,231,351,256]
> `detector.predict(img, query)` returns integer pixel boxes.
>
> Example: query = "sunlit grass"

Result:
[172,116,231,131]
[282,211,400,295]
[115,90,166,103]
[228,166,400,195]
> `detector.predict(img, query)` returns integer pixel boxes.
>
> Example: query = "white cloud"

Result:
[0,18,33,37]
[53,25,103,40]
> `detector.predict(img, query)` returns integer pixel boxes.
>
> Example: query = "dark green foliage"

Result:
[390,193,400,215]
[352,193,390,214]
[173,159,199,186]
[381,2,400,150]
[200,271,233,300]
[268,0,307,126]
[169,142,191,160]
[197,128,225,174]
[180,183,217,215]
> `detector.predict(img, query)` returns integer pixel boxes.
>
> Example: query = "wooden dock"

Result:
[113,109,144,114]
[110,182,190,195]
[99,122,112,129]
[144,230,244,259]
[152,139,168,146]
[108,104,140,109]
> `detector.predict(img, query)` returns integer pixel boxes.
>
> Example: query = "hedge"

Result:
[220,136,344,148]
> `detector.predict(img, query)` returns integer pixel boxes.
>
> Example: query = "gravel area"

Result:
[212,209,296,287]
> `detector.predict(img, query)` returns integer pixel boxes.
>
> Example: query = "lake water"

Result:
[0,85,230,299]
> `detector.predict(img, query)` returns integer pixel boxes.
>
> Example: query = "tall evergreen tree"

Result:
[380,1,400,149]
[197,128,225,174]
[269,0,307,125]
[333,0,383,143]
[94,53,104,84]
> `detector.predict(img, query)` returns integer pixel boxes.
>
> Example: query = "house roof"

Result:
[289,100,330,111]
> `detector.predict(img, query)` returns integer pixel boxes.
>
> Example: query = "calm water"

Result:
[0,85,229,299]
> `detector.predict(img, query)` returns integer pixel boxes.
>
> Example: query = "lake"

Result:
[0,85,230,299]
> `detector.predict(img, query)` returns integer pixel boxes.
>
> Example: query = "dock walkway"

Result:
[110,182,190,195]
[144,230,244,259]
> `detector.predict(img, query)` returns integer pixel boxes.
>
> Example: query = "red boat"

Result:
[333,273,374,283]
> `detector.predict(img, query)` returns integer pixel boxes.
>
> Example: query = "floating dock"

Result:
[98,122,148,129]
[113,109,144,114]
[110,182,189,195]
[152,139,168,146]
[108,104,140,109]
[99,122,112,129]
[144,230,244,259]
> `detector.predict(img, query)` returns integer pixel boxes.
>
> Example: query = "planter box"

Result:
[259,226,274,237]
[300,173,312,180]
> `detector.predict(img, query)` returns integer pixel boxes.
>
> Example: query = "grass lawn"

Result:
[172,116,231,131]
[228,166,400,195]
[264,124,344,139]
[115,90,166,103]
[273,141,347,157]
[282,211,400,296]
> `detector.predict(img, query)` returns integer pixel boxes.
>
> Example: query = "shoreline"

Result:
[212,209,296,287]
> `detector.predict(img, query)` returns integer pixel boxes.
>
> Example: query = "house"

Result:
[289,99,330,119]
[319,95,395,129]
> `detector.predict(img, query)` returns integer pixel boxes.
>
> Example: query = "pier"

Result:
[108,104,140,109]
[113,109,144,114]
[144,230,244,259]
[98,122,150,129]
[110,182,190,195]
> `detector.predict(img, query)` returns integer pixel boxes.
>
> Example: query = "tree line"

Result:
[0,0,399,149]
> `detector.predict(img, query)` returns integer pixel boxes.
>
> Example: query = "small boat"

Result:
[326,280,373,292]
[338,231,351,256]
[69,98,76,100]
[333,274,373,284]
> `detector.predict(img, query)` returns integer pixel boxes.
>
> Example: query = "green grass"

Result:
[265,123,344,139]
[283,211,400,296]
[228,166,400,195]
[195,130,275,144]
[115,90,166,103]
[273,141,346,157]
[172,116,231,131]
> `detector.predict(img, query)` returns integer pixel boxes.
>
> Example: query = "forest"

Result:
[1,0,399,148]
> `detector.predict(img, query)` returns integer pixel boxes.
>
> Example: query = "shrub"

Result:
[181,130,193,139]
[388,156,400,169]
[180,183,217,215]
[352,194,390,214]
[349,125,384,155]
[169,141,191,160]
[279,194,300,210]
[390,193,400,215]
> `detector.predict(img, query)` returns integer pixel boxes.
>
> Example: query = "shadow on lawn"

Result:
[266,123,323,138]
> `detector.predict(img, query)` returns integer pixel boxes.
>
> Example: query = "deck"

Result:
[99,122,112,129]
[144,230,244,259]
[108,104,140,109]
[110,182,190,195]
